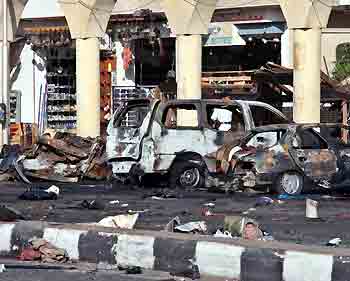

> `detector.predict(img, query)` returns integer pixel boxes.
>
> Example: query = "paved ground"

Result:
[2,182,350,248]
[0,259,226,281]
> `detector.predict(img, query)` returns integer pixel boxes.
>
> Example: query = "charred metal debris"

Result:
[0,132,111,183]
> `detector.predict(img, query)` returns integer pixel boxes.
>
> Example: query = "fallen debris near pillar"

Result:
[0,132,112,183]
[18,238,69,263]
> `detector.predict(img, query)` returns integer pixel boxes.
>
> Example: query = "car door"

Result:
[153,101,206,170]
[202,101,249,173]
[289,127,338,184]
[106,99,157,161]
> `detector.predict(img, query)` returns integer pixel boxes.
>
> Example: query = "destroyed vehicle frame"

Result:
[106,98,288,189]
[231,123,350,195]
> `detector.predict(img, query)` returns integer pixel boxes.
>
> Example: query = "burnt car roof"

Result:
[251,123,350,133]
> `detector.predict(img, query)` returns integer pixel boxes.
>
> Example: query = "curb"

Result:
[1,221,350,280]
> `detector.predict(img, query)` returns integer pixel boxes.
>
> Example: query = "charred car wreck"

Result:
[106,98,289,189]
[231,124,350,195]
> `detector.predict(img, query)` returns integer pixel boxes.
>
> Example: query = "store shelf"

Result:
[46,66,77,130]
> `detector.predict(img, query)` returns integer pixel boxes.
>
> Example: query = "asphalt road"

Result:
[1,182,350,247]
[0,259,225,281]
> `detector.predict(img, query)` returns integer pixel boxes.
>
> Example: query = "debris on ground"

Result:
[170,263,201,280]
[109,200,120,205]
[203,202,215,207]
[224,216,271,240]
[80,199,105,210]
[326,237,342,247]
[96,213,139,229]
[0,205,27,221]
[174,221,207,234]
[18,185,60,201]
[306,198,319,219]
[0,264,5,273]
[278,194,306,200]
[164,216,181,232]
[255,196,275,207]
[118,265,143,275]
[144,189,178,200]
[18,239,69,263]
[5,132,112,183]
[213,229,233,238]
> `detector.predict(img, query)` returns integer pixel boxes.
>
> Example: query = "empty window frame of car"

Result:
[206,104,245,132]
[250,105,288,127]
[116,103,150,128]
[245,129,286,149]
[162,103,200,129]
[297,128,328,149]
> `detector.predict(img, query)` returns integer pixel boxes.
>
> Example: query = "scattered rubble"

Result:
[174,221,207,234]
[18,239,69,263]
[327,237,342,247]
[97,213,139,229]
[80,199,105,210]
[1,132,111,183]
[224,216,270,240]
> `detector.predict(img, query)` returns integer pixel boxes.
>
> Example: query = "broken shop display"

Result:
[18,239,69,263]
[3,132,112,183]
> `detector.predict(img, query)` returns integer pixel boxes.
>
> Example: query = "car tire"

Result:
[274,171,304,195]
[169,161,206,189]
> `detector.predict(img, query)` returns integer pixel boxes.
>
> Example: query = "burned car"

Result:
[231,124,350,195]
[106,98,288,188]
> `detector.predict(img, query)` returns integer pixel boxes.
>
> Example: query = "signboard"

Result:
[203,23,246,47]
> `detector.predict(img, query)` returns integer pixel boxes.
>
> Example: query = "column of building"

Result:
[161,0,217,125]
[0,0,28,146]
[59,0,116,138]
[279,0,332,123]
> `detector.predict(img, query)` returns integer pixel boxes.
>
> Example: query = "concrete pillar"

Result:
[1,39,9,145]
[162,0,217,101]
[279,0,332,123]
[76,37,100,137]
[59,0,115,137]
[162,0,217,125]
[176,35,202,100]
[0,0,28,146]
[293,28,322,123]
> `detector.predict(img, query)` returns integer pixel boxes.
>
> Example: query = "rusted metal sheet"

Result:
[38,137,88,159]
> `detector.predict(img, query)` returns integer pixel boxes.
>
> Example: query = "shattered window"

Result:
[246,130,285,149]
[298,129,328,149]
[118,105,150,128]
[162,104,199,128]
[207,105,245,132]
[250,105,288,127]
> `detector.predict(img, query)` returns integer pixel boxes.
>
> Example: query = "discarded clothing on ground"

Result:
[4,132,111,183]
[18,185,60,201]
[97,213,139,229]
[18,239,69,263]
[174,221,207,234]
[80,199,105,210]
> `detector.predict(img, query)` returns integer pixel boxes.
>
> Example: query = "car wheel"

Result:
[275,171,304,195]
[170,161,205,189]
